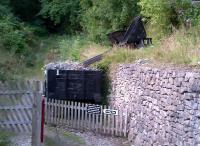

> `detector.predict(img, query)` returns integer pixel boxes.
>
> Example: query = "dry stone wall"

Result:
[109,63,200,146]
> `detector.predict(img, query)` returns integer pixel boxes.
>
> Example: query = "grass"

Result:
[44,136,58,146]
[1,26,200,81]
[63,131,85,145]
[44,126,86,146]
[95,27,200,67]
[0,130,14,146]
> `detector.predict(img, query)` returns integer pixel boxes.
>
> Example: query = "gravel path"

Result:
[53,126,131,146]
[10,133,31,146]
[9,126,131,146]
[74,130,130,146]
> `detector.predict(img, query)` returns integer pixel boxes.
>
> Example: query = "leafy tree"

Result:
[139,0,192,36]
[39,0,81,33]
[0,2,35,64]
[10,0,41,21]
[80,0,140,42]
[187,3,200,26]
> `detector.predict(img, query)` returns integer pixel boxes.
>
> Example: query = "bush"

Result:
[0,130,11,146]
[0,3,39,69]
[40,0,81,33]
[80,0,140,42]
[10,0,41,21]
[58,35,88,61]
[188,3,200,26]
[139,0,192,38]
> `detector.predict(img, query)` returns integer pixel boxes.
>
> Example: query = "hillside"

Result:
[0,0,200,81]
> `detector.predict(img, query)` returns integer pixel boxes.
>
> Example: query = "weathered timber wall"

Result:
[109,63,200,146]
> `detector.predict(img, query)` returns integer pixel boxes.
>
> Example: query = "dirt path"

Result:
[10,133,31,146]
[45,125,131,146]
[8,126,131,146]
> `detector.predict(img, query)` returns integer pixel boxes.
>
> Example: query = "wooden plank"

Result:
[111,108,115,136]
[0,121,32,125]
[23,93,33,131]
[55,99,58,124]
[92,107,95,130]
[12,97,24,132]
[84,103,88,130]
[70,101,74,128]
[0,105,32,110]
[77,102,81,129]
[107,106,111,135]
[7,94,21,132]
[99,105,103,133]
[51,99,54,124]
[5,95,18,132]
[50,99,54,124]
[95,109,99,132]
[81,102,85,130]
[60,100,63,124]
[0,91,33,95]
[20,105,30,132]
[52,99,55,124]
[64,100,67,124]
[67,101,70,126]
[57,100,61,124]
[74,102,77,128]
[88,109,92,130]
[31,91,42,146]
[103,105,107,134]
[115,107,119,136]
[51,99,53,124]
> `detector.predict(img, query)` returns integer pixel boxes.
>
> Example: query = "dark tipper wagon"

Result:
[44,69,101,103]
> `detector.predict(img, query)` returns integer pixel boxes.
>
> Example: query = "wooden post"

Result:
[31,81,42,146]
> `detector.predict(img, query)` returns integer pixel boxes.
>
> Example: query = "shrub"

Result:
[58,35,88,61]
[139,0,192,38]
[188,3,200,26]
[10,0,41,21]
[40,0,81,33]
[0,3,38,68]
[80,0,140,42]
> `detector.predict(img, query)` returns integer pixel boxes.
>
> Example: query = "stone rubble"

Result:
[109,62,200,146]
[44,60,98,71]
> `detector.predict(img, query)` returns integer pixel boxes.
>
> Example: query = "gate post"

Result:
[32,81,42,146]
[40,96,45,143]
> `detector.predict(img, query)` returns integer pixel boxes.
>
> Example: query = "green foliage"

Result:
[0,130,11,146]
[95,60,111,105]
[0,11,33,57]
[188,4,200,26]
[58,35,88,61]
[139,0,192,38]
[40,0,81,33]
[0,2,44,81]
[80,0,140,42]
[10,0,41,21]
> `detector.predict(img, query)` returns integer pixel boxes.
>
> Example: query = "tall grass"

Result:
[97,27,200,66]
[58,35,110,62]
[0,130,13,146]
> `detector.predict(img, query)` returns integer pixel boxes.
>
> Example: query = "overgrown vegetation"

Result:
[1,0,200,82]
[0,130,12,146]
[96,27,200,66]
[80,0,140,42]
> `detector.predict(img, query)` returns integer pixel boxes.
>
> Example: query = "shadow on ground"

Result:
[44,126,86,146]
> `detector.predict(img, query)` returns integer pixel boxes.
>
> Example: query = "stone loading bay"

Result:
[109,62,200,146]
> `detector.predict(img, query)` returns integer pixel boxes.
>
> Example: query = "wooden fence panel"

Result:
[45,99,129,137]
[0,80,43,146]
